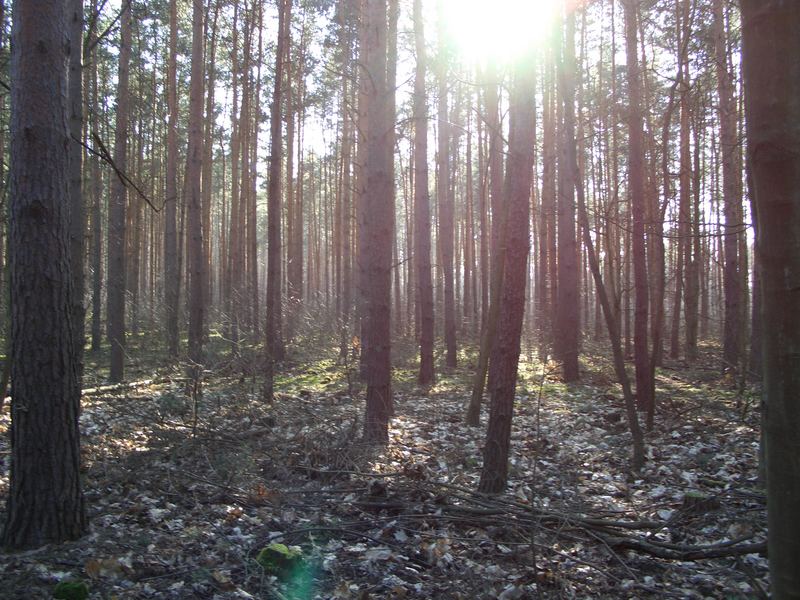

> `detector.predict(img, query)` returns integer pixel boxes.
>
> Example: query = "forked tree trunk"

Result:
[478,51,536,494]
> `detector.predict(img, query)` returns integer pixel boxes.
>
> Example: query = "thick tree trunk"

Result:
[741,3,800,597]
[413,0,434,386]
[107,0,131,382]
[478,53,536,494]
[3,0,86,548]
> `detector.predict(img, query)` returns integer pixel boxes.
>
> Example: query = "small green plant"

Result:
[53,579,89,600]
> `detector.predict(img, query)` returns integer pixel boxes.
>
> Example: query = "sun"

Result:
[440,0,560,64]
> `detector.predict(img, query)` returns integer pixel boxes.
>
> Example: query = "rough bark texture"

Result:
[3,0,87,548]
[479,54,536,494]
[740,2,800,597]
[67,0,84,379]
[361,0,393,443]
[413,0,434,386]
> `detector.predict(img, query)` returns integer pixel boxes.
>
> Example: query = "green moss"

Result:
[53,579,89,600]
[256,543,303,576]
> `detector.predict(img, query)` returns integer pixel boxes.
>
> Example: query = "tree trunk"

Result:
[713,0,743,376]
[478,52,536,494]
[2,0,86,548]
[107,0,131,382]
[186,0,206,367]
[413,0,434,385]
[436,2,456,369]
[164,0,179,357]
[264,0,291,401]
[555,10,580,382]
[67,0,84,381]
[361,0,393,443]
[740,3,800,596]
[623,0,653,421]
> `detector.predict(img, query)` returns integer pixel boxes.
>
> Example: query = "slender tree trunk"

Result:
[714,0,744,376]
[89,2,103,352]
[361,0,393,442]
[436,2,456,369]
[413,0,434,385]
[555,10,580,382]
[623,0,653,421]
[264,0,290,401]
[186,0,205,367]
[107,0,131,382]
[478,52,536,494]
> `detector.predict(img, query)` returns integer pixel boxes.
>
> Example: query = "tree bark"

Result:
[413,0,434,386]
[361,0,393,442]
[555,9,581,382]
[741,3,800,597]
[107,0,131,382]
[3,0,86,548]
[623,0,653,420]
[714,0,744,376]
[264,0,291,401]
[186,0,206,367]
[478,51,536,494]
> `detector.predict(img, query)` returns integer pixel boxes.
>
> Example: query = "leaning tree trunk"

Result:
[740,3,800,597]
[2,0,86,549]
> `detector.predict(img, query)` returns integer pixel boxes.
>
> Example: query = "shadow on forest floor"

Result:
[0,333,767,599]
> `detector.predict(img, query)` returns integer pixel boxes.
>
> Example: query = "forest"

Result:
[0,0,798,598]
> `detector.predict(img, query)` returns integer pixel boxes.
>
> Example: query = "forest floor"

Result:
[0,332,768,599]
